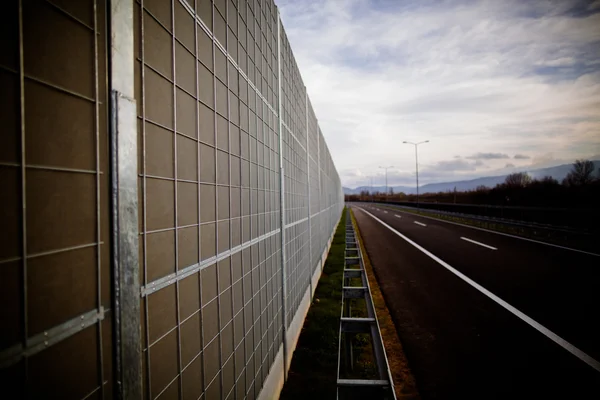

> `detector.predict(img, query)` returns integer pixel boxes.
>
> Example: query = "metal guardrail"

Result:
[337,209,396,400]
[369,202,593,236]
[360,200,599,233]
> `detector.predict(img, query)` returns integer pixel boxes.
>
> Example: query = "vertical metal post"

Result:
[276,10,288,378]
[171,1,184,396]
[305,90,312,293]
[316,129,322,269]
[17,0,28,395]
[385,169,388,198]
[415,145,419,207]
[109,1,141,399]
[93,0,105,397]
[192,0,206,396]
[211,3,224,396]
[226,2,237,398]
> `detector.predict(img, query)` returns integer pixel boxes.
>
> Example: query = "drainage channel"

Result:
[337,209,396,399]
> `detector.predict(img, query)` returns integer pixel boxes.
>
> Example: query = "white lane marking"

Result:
[414,221,427,227]
[395,215,401,218]
[358,207,600,373]
[384,211,388,214]
[385,207,600,257]
[461,237,497,250]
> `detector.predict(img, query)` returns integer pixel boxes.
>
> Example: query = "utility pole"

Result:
[379,166,394,200]
[403,140,429,207]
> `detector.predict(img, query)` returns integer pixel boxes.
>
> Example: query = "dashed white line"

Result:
[359,207,600,373]
[414,221,427,227]
[461,237,497,250]
[384,211,388,214]
[385,206,599,257]
[395,215,401,218]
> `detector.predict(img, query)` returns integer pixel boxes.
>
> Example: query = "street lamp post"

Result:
[402,140,429,207]
[379,166,394,199]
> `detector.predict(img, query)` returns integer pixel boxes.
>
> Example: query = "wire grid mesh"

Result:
[136,0,283,398]
[0,0,111,399]
[0,0,344,399]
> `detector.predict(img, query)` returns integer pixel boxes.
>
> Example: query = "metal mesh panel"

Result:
[0,0,111,399]
[136,1,282,399]
[1,0,344,399]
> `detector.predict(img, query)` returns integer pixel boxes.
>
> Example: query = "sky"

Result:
[277,0,600,188]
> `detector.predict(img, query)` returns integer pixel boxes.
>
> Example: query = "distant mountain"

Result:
[343,185,414,195]
[343,160,599,195]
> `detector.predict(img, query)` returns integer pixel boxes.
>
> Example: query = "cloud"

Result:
[278,0,600,187]
[513,154,531,159]
[466,153,510,160]
[421,158,488,173]
[429,159,478,171]
[505,163,516,168]
[531,153,557,167]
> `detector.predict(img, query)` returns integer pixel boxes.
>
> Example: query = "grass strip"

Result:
[351,208,421,399]
[279,208,346,399]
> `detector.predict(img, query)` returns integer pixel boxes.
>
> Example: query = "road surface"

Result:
[350,203,600,399]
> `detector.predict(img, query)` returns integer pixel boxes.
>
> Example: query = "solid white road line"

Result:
[385,207,600,257]
[358,207,600,373]
[414,221,427,227]
[461,237,497,250]
[395,215,401,218]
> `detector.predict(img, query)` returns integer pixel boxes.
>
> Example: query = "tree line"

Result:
[347,160,600,208]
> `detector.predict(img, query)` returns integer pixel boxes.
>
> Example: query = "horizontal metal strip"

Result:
[27,242,104,260]
[0,162,104,175]
[343,269,364,278]
[283,205,339,229]
[47,0,95,31]
[141,228,281,297]
[345,257,360,266]
[178,0,279,119]
[284,216,309,229]
[25,73,97,103]
[310,204,336,220]
[343,287,368,299]
[280,121,307,153]
[0,307,105,368]
[337,379,391,387]
[340,317,375,334]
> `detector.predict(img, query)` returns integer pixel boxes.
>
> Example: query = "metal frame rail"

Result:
[336,209,396,399]
[372,201,596,234]
[373,202,593,235]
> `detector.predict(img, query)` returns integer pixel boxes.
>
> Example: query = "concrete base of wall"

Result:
[258,219,341,400]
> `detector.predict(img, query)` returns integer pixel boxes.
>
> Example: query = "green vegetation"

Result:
[279,209,346,400]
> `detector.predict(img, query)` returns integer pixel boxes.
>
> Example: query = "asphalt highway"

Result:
[350,202,600,399]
